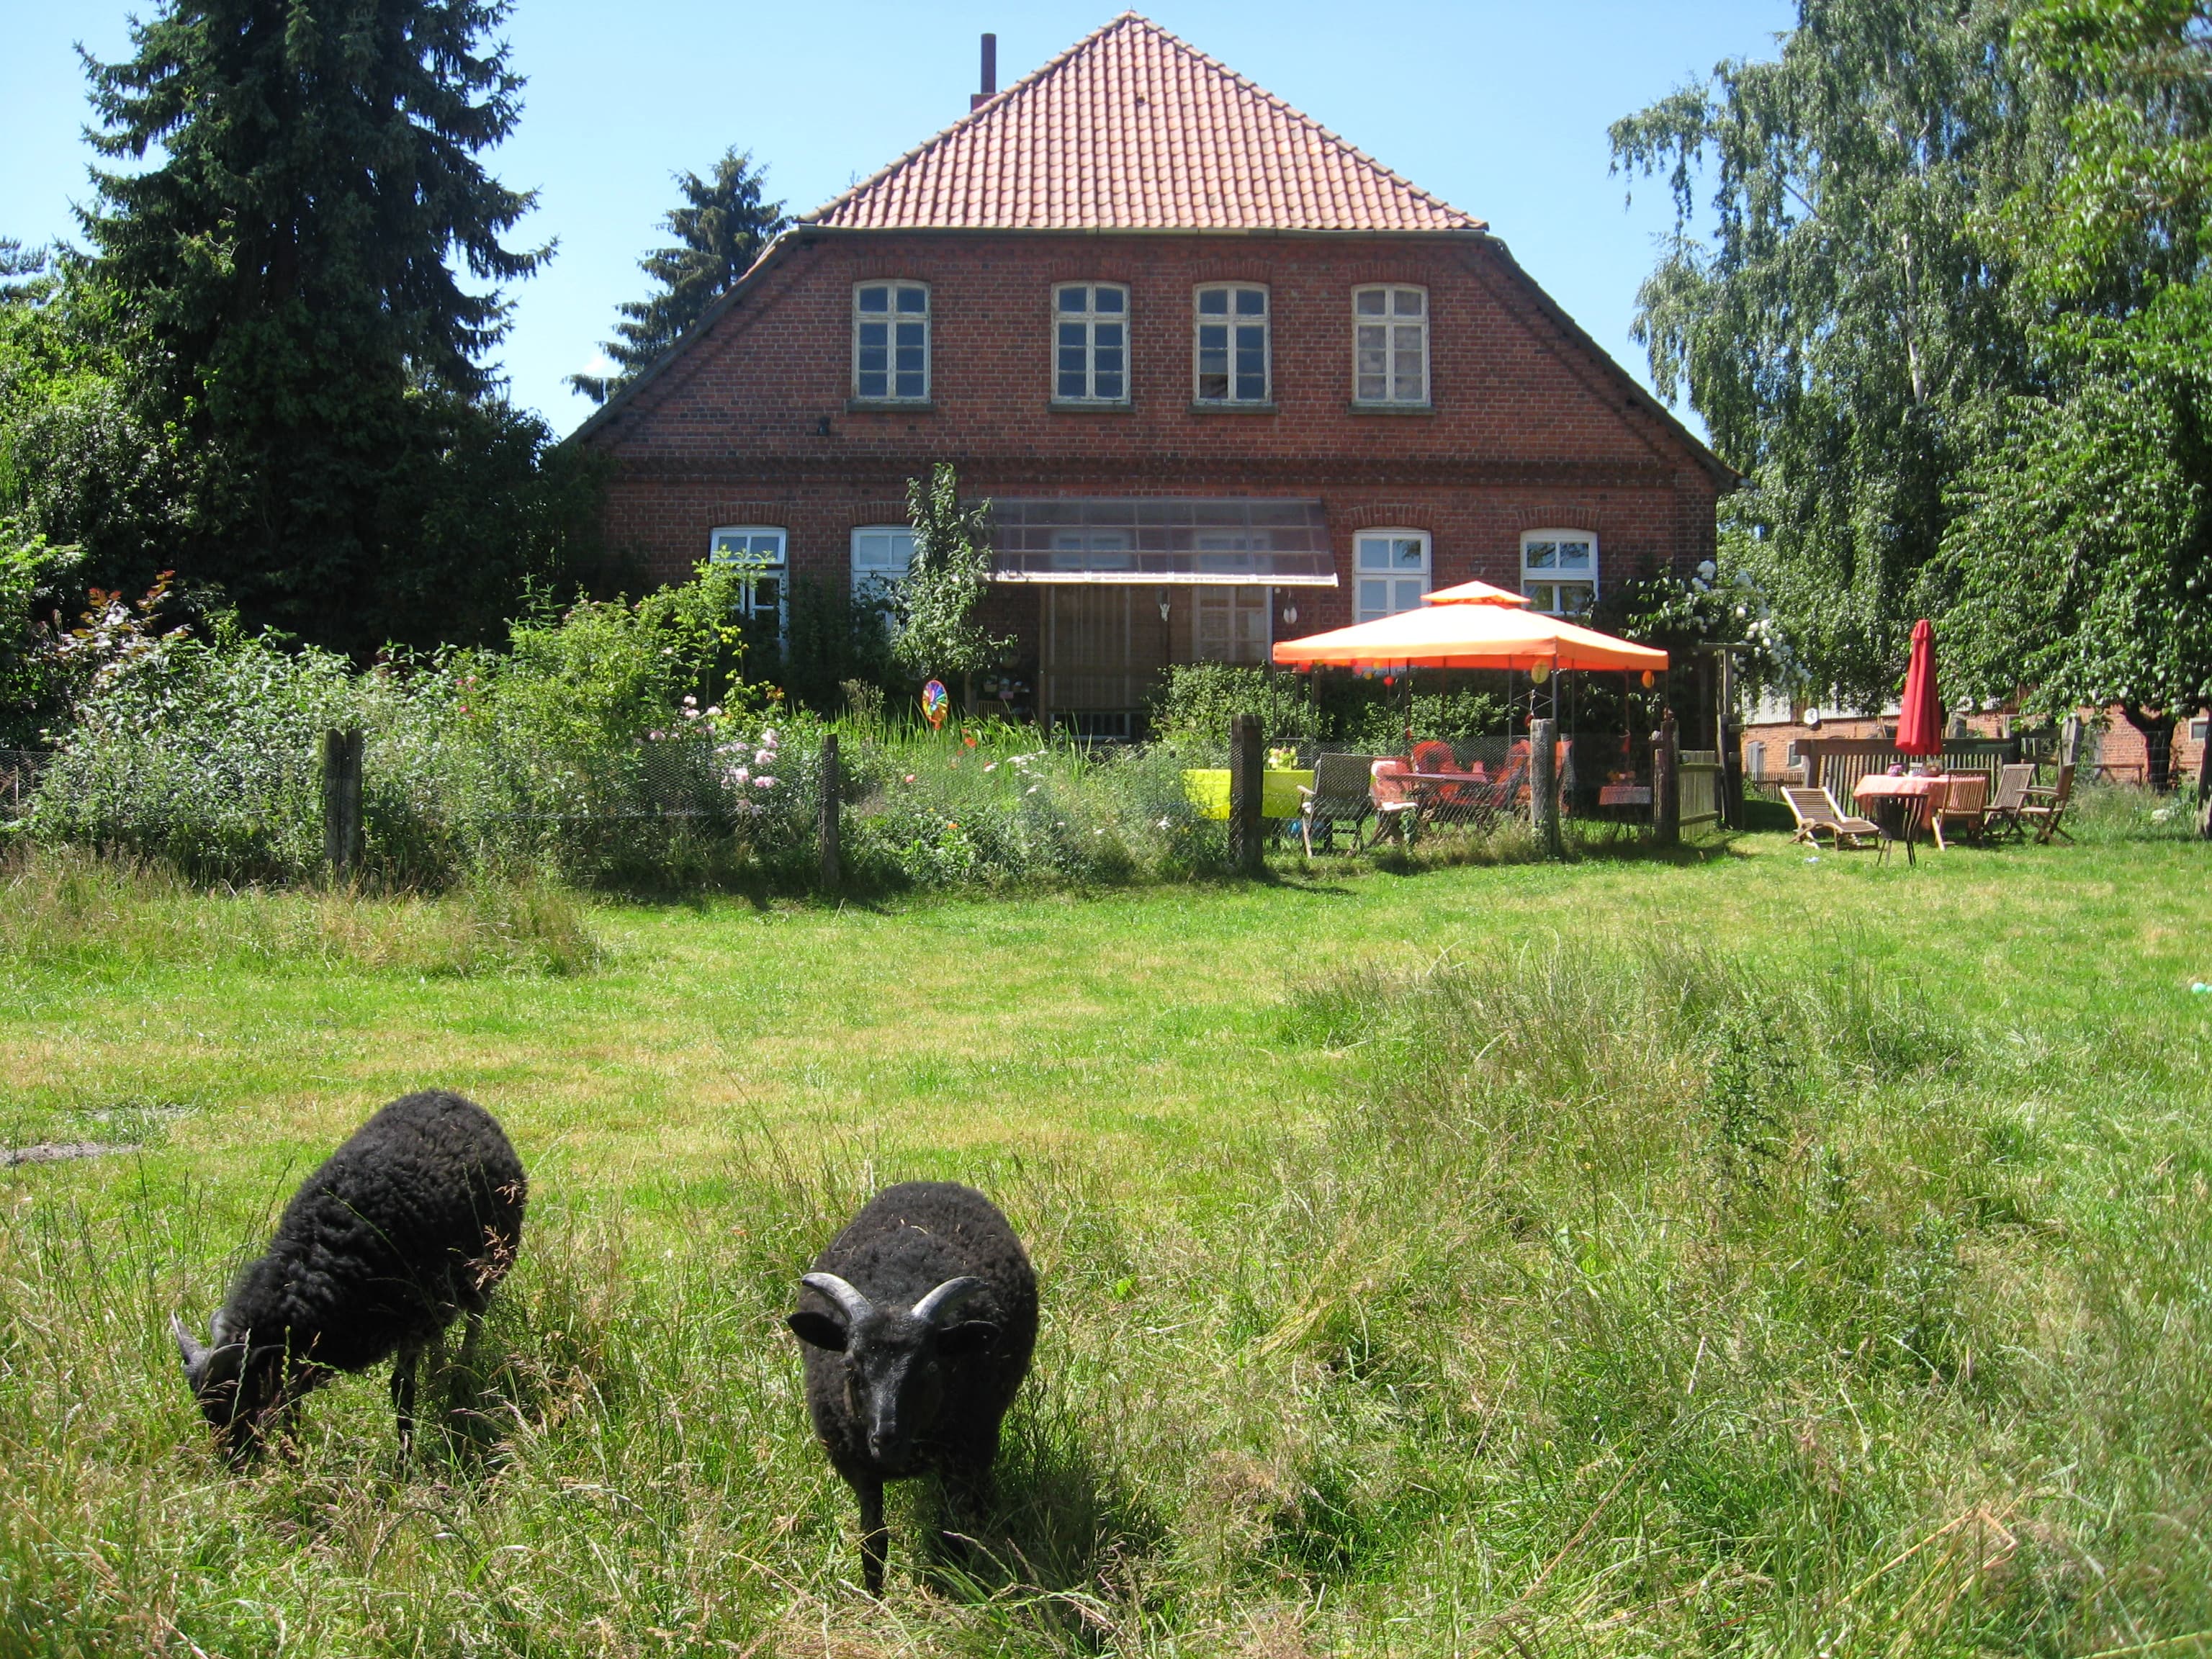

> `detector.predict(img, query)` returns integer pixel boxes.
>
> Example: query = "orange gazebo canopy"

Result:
[1271,585,1668,673]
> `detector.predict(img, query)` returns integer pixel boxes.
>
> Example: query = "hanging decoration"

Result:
[921,680,949,730]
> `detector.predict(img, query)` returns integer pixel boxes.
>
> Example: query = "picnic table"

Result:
[1180,768,1313,822]
[1413,771,1517,824]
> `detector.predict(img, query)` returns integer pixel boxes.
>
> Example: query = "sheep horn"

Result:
[170,1312,208,1371]
[799,1272,875,1328]
[911,1277,984,1326]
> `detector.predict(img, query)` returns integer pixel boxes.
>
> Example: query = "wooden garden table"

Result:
[1852,773,1943,863]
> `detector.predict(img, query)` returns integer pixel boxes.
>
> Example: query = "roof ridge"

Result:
[801,13,1136,227]
[802,13,1483,233]
[1119,14,1474,228]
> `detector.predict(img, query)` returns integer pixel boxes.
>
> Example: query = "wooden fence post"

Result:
[322,727,363,878]
[1529,716,1562,858]
[1716,649,1744,830]
[818,731,841,890]
[1228,712,1265,875]
[1652,711,1680,849]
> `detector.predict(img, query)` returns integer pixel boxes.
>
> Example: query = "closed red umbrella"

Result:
[1896,618,1943,757]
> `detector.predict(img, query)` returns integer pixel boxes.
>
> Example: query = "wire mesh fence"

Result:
[11,719,1676,891]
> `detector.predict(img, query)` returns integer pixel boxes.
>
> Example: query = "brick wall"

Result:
[579,229,1724,606]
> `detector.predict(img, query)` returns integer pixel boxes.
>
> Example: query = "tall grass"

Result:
[0,845,601,976]
[4,930,2207,1653]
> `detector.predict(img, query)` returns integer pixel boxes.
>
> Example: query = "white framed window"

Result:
[850,525,913,622]
[1195,585,1272,664]
[1521,530,1597,616]
[711,526,788,638]
[1054,284,1128,402]
[1353,285,1428,404]
[853,282,929,402]
[1354,531,1429,622]
[1194,284,1269,403]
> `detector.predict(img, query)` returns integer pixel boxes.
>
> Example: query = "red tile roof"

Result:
[806,13,1484,235]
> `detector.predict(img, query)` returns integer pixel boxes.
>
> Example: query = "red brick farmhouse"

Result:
[575,13,1731,734]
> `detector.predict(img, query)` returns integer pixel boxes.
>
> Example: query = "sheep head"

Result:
[787,1272,1002,1475]
[171,1310,287,1462]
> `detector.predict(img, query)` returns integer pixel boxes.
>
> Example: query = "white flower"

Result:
[760,727,778,745]
[683,694,696,706]
[1028,785,1040,794]
[706,705,721,717]
[984,762,997,772]
[730,766,750,786]
[755,776,776,789]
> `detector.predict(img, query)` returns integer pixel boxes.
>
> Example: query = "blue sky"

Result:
[0,1,1791,437]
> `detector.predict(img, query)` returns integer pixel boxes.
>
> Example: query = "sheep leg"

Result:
[390,1345,421,1465]
[855,1475,887,1595]
[938,1452,996,1572]
[451,1311,484,1416]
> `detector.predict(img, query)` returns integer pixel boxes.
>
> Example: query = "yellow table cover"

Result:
[1181,769,1314,821]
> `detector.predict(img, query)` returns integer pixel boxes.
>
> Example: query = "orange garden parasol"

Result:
[1896,618,1943,757]
[1271,587,1668,674]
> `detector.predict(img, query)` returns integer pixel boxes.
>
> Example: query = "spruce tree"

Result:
[572,148,786,404]
[77,0,586,653]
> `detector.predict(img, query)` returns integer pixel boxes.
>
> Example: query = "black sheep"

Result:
[786,1181,1038,1593]
[171,1089,526,1463]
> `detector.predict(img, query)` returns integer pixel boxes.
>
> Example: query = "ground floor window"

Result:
[1195,585,1271,663]
[711,526,787,639]
[1521,529,1596,616]
[1354,531,1429,622]
[850,525,914,599]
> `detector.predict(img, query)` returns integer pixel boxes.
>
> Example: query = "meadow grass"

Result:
[1,819,2209,1655]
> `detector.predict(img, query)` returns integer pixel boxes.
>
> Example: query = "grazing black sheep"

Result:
[171,1089,526,1463]
[787,1181,1038,1593]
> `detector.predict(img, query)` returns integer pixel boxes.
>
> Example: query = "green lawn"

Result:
[4,826,2211,1655]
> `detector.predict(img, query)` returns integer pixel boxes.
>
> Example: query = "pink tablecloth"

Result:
[1853,773,1945,835]
[1853,773,1946,806]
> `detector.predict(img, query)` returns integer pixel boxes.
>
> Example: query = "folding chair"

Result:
[2020,764,2077,844]
[1930,773,1988,849]
[1783,785,1884,853]
[1297,752,1382,856]
[1986,764,2036,840]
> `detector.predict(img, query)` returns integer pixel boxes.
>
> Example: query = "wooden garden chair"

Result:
[1297,752,1380,856]
[1930,773,1988,849]
[1783,785,1884,853]
[1367,757,1424,844]
[2019,763,2077,844]
[1985,763,2036,840]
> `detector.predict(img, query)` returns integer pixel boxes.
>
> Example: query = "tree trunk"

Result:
[2197,705,2212,840]
[2119,703,2176,792]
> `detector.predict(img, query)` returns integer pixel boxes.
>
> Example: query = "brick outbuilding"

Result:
[575,13,1731,732]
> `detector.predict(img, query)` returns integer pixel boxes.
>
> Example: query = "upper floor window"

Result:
[1055,284,1128,403]
[1194,284,1269,404]
[1353,285,1428,405]
[854,282,929,402]
[851,524,914,600]
[711,526,788,637]
[1355,531,1429,622]
[1521,530,1596,616]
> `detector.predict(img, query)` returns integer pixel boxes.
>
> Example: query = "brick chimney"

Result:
[970,34,997,110]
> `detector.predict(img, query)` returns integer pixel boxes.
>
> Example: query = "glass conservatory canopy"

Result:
[987,498,1339,585]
